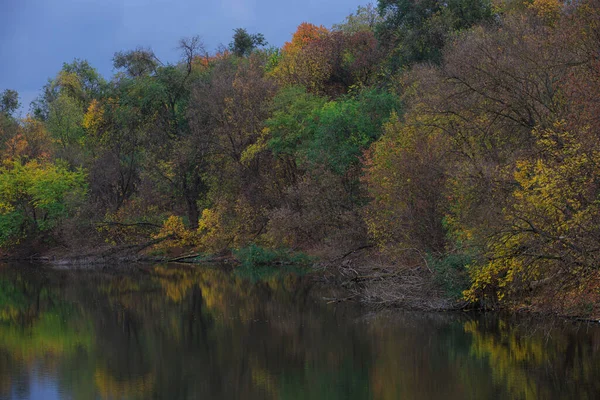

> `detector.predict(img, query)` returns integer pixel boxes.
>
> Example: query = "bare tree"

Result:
[179,35,206,76]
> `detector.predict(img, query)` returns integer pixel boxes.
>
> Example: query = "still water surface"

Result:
[0,263,599,400]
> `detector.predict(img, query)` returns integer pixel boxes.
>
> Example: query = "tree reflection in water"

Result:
[0,263,599,400]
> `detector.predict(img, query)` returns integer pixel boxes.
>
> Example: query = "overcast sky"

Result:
[0,0,368,116]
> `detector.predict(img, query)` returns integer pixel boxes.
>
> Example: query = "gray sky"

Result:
[0,0,368,116]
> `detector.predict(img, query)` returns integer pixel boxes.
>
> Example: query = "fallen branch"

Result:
[95,221,162,229]
[322,295,359,304]
[168,254,232,263]
[50,235,176,266]
[168,253,205,262]
[330,245,374,262]
[351,273,399,282]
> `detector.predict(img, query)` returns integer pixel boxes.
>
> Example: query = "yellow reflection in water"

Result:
[95,368,156,400]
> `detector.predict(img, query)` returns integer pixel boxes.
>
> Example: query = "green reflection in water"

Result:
[0,263,599,400]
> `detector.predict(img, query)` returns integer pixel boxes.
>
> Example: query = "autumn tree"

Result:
[356,0,600,307]
[188,53,278,248]
[1,92,52,165]
[259,86,399,249]
[82,83,148,212]
[462,0,600,304]
[363,112,449,258]
[31,59,105,121]
[272,23,384,96]
[2,118,53,162]
[271,23,331,93]
[29,60,106,167]
[144,38,210,230]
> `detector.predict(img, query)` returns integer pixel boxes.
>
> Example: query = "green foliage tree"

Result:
[260,86,400,249]
[47,92,85,151]
[0,90,21,153]
[0,160,87,247]
[333,3,382,33]
[307,88,400,174]
[376,0,494,67]
[113,48,160,77]
[267,86,399,175]
[229,28,267,57]
[0,90,20,116]
[265,86,327,159]
[31,59,105,121]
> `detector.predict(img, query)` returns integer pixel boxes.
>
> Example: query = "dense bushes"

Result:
[2,0,600,312]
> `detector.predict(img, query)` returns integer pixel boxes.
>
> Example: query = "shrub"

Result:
[233,243,311,268]
[428,253,472,301]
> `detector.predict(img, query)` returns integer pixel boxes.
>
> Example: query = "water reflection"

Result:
[0,263,599,399]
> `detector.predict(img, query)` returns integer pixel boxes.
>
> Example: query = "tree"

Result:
[272,25,384,96]
[257,86,399,249]
[2,117,53,162]
[333,3,383,33]
[188,53,278,244]
[0,90,20,155]
[60,59,105,102]
[229,28,266,57]
[393,10,572,262]
[31,60,105,121]
[179,35,206,74]
[0,90,20,117]
[271,23,331,94]
[47,92,85,153]
[304,89,400,174]
[363,112,449,257]
[0,160,87,248]
[82,83,150,211]
[462,0,600,304]
[465,122,600,304]
[376,0,494,67]
[113,48,160,78]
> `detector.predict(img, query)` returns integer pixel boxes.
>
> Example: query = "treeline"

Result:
[1,0,599,312]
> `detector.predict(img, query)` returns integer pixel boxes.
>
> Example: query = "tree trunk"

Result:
[186,196,199,230]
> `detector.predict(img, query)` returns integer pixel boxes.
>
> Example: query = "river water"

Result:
[0,263,599,400]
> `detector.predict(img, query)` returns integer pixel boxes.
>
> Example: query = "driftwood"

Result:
[167,253,235,263]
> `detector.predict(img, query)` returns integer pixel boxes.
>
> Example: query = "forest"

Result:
[1,0,599,315]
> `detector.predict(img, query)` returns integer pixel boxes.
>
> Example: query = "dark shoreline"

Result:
[3,252,600,324]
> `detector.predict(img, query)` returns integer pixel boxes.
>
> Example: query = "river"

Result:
[0,262,599,399]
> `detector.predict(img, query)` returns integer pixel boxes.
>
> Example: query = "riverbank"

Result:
[3,240,599,321]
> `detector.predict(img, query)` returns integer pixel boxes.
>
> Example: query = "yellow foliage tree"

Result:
[465,121,600,304]
[152,215,200,249]
[363,112,449,258]
[82,99,104,135]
